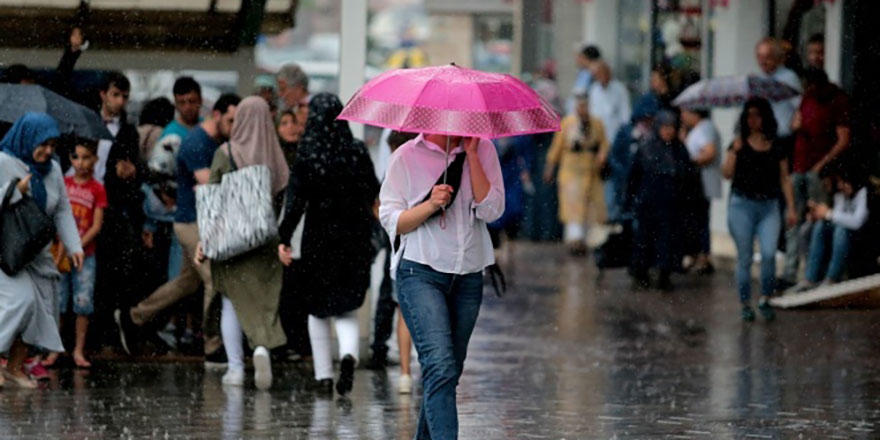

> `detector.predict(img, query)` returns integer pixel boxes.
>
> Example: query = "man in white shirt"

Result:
[755,38,802,139]
[588,61,632,143]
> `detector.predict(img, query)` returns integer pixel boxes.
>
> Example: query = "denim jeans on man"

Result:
[806,220,852,283]
[396,259,483,440]
[728,193,782,302]
[783,172,827,281]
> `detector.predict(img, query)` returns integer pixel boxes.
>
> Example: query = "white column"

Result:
[582,0,621,71]
[824,0,844,84]
[709,0,768,236]
[339,0,368,140]
[552,0,584,106]
[338,0,371,360]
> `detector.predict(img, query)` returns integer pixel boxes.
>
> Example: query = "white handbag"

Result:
[196,149,279,261]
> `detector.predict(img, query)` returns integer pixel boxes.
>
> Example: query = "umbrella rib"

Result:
[403,68,445,134]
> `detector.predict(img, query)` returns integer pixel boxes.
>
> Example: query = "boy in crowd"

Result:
[46,137,107,368]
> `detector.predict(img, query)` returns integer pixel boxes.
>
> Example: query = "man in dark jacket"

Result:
[89,72,146,348]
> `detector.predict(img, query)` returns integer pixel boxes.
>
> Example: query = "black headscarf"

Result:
[296,93,363,181]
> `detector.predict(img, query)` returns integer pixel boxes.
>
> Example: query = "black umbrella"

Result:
[0,84,112,140]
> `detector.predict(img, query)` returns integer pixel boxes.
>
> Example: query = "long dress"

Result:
[279,98,379,319]
[546,114,609,226]
[0,152,82,353]
[208,147,287,350]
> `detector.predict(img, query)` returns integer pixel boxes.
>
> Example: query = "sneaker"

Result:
[313,378,334,395]
[24,359,49,381]
[253,346,273,391]
[336,355,356,395]
[398,374,413,394]
[741,305,756,322]
[221,368,245,387]
[363,351,388,371]
[758,299,776,322]
[156,328,178,351]
[790,281,817,294]
[204,347,228,370]
[113,309,138,355]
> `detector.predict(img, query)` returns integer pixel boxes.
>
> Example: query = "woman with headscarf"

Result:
[0,113,83,388]
[625,110,701,291]
[198,96,289,390]
[278,93,380,396]
[543,93,609,255]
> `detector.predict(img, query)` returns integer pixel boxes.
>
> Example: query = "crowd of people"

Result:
[0,24,875,440]
[520,35,871,321]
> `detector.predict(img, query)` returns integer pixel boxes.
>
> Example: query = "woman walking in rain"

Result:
[544,93,609,255]
[0,113,83,388]
[380,130,504,439]
[278,93,379,396]
[197,96,289,390]
[723,97,797,322]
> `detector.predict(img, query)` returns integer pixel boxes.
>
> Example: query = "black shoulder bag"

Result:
[0,178,57,276]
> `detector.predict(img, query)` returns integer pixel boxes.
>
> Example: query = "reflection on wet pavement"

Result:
[2,242,880,439]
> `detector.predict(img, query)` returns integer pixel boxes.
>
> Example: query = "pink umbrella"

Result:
[337,64,560,138]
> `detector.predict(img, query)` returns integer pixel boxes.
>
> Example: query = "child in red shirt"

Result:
[46,137,107,368]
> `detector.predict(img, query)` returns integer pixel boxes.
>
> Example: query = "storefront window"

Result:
[473,14,514,73]
[654,0,704,91]
[617,0,652,96]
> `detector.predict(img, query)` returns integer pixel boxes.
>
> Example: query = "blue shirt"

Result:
[175,126,220,223]
[161,119,198,143]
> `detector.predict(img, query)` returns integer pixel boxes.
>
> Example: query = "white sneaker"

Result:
[253,346,273,391]
[221,368,245,386]
[398,374,413,394]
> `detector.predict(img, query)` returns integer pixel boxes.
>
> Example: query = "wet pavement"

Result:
[3,241,880,439]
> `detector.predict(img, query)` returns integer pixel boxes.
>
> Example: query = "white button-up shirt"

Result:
[588,79,632,142]
[765,66,802,137]
[379,134,504,278]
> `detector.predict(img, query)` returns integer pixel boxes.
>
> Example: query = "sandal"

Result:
[2,369,37,389]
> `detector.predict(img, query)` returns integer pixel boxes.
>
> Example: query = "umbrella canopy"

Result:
[337,64,560,138]
[672,74,801,109]
[0,84,113,140]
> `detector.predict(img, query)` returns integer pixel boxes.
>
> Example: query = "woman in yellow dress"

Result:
[543,94,609,255]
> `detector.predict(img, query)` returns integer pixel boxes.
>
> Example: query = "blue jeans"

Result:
[728,194,781,302]
[396,260,483,440]
[806,220,851,283]
[58,255,97,316]
[783,172,827,280]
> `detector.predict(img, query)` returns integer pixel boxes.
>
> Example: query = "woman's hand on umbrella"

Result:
[278,244,293,266]
[463,137,480,155]
[16,174,32,194]
[428,185,454,211]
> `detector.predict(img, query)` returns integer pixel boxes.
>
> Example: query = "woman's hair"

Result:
[139,97,175,127]
[278,108,296,123]
[738,97,777,141]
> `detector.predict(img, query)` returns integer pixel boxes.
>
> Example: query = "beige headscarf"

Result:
[227,96,290,194]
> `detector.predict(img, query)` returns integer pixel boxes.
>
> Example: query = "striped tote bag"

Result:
[196,164,279,261]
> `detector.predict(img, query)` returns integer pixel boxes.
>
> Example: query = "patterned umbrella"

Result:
[672,74,801,110]
[337,63,560,138]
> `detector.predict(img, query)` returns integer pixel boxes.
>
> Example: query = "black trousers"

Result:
[280,265,312,356]
[370,236,397,358]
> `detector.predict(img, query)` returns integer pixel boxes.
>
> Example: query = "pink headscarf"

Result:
[227,96,290,194]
